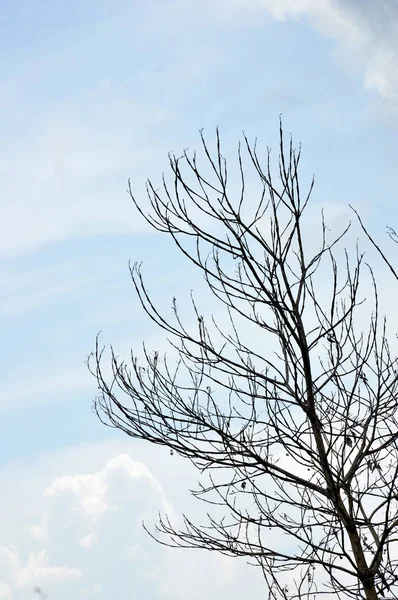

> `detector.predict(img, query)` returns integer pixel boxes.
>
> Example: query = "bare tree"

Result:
[89,122,398,600]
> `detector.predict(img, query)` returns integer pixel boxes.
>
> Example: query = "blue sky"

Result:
[1,0,398,598]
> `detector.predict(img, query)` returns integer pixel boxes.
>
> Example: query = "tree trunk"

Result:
[362,575,379,600]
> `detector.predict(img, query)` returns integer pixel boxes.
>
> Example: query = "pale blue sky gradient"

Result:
[1,1,398,598]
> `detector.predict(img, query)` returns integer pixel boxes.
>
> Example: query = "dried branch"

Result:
[89,122,398,600]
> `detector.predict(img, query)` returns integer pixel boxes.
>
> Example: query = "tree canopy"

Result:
[90,122,398,600]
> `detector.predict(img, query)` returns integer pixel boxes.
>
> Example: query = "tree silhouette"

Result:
[90,122,398,600]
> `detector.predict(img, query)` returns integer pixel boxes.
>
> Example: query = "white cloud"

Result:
[0,441,265,600]
[44,453,166,522]
[0,448,172,599]
[79,535,97,549]
[364,46,398,100]
[258,0,398,104]
[20,551,82,586]
[29,514,49,544]
[0,583,12,600]
[0,546,82,590]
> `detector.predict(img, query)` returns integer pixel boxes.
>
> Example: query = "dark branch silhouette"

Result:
[89,121,398,600]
